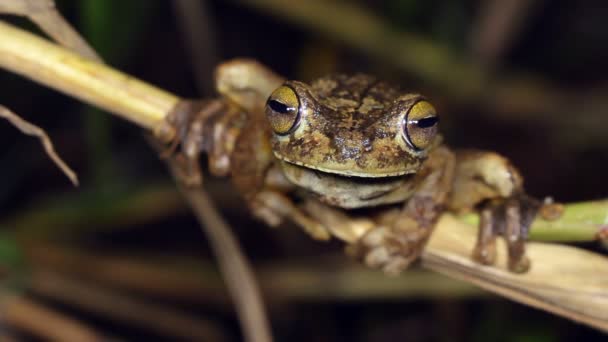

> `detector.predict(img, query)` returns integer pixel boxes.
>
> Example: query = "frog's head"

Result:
[264,74,441,179]
[264,74,442,208]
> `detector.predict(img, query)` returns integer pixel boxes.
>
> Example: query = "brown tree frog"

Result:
[167,59,559,275]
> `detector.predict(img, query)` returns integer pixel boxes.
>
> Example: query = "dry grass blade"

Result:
[424,215,608,332]
[470,0,541,67]
[0,292,104,341]
[173,180,273,342]
[0,0,101,62]
[0,21,179,131]
[0,105,78,185]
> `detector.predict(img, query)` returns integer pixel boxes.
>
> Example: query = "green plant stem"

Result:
[461,200,608,242]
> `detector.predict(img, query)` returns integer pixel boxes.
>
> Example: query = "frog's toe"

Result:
[474,194,551,273]
[251,204,283,227]
[364,246,391,268]
[351,226,419,275]
[472,240,496,266]
[382,256,412,276]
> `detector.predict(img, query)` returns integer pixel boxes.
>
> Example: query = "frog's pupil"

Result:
[269,99,294,114]
[416,116,439,128]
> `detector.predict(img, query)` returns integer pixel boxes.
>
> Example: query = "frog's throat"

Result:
[273,152,414,178]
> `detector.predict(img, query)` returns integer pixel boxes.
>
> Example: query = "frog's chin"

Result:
[278,160,416,209]
[273,153,414,178]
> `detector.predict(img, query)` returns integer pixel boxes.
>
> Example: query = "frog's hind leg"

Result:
[449,150,561,272]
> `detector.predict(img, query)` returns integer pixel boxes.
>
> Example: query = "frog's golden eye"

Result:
[265,86,301,135]
[402,100,439,150]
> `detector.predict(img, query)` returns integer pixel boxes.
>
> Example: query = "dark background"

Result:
[0,0,606,341]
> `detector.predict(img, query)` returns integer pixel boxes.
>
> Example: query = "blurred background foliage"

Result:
[0,0,606,341]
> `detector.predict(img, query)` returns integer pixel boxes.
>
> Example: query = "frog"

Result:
[166,59,559,275]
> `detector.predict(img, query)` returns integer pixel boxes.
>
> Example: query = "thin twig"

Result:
[0,0,101,62]
[470,0,542,67]
[164,157,273,342]
[0,12,272,339]
[0,105,78,185]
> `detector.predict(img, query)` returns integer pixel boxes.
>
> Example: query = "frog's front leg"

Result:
[163,99,246,186]
[162,58,285,187]
[242,165,329,241]
[351,146,456,275]
[448,150,562,272]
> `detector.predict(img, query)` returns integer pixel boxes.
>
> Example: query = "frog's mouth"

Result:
[273,154,413,178]
[277,160,415,208]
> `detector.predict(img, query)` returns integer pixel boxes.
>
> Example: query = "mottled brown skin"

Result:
[273,75,425,177]
[171,59,550,274]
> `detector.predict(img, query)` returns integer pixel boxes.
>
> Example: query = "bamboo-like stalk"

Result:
[0,21,178,132]
[425,215,608,332]
[0,20,607,332]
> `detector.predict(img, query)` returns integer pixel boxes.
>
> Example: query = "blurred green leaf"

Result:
[80,0,158,63]
[0,232,22,270]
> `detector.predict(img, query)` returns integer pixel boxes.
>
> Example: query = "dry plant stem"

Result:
[1,16,608,331]
[463,199,608,242]
[0,292,104,341]
[170,177,273,342]
[0,16,271,342]
[0,0,101,62]
[424,215,608,333]
[0,105,78,185]
[470,0,540,67]
[29,270,227,341]
[0,21,178,134]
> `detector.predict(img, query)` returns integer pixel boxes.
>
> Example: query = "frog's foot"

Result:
[472,194,563,273]
[251,191,331,241]
[348,222,429,276]
[161,99,243,186]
